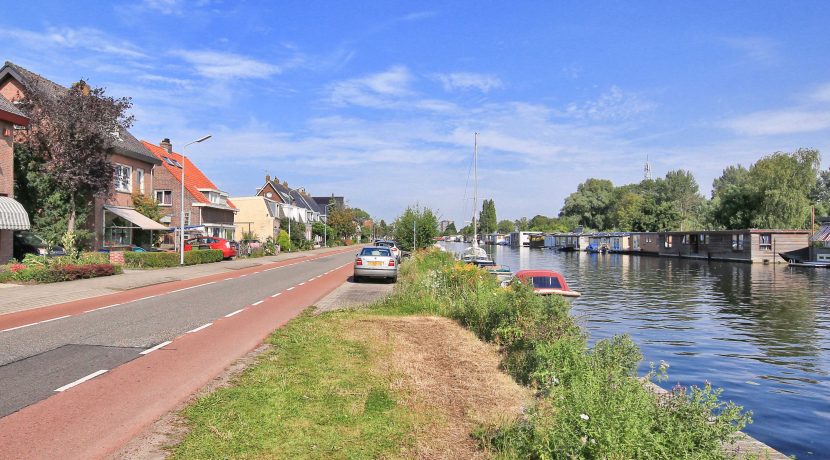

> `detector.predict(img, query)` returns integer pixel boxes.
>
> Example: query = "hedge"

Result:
[0,263,122,284]
[123,249,224,269]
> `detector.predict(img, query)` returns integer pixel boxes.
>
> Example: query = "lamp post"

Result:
[179,134,212,265]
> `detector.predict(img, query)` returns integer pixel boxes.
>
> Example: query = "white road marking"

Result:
[84,303,121,313]
[298,282,305,286]
[140,340,172,355]
[2,322,39,332]
[225,308,245,317]
[136,295,158,301]
[170,281,215,293]
[55,370,108,392]
[187,322,213,333]
[239,274,248,278]
[224,277,233,281]
[39,315,71,324]
[264,267,277,271]
[308,278,315,282]
[252,300,264,306]
[271,292,282,298]
[286,286,295,291]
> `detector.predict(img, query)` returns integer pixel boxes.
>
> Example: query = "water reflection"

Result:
[442,242,830,458]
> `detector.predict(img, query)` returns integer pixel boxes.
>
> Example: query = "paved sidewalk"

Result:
[0,247,348,316]
[314,276,394,313]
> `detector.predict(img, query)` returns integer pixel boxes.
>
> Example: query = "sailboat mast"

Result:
[473,132,478,246]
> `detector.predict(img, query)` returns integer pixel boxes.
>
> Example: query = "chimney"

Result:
[265,174,271,183]
[160,138,173,154]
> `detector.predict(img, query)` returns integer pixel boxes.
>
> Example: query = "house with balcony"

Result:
[142,139,237,245]
[0,61,166,250]
[0,94,30,262]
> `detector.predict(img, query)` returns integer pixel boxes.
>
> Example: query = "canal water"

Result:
[442,242,830,458]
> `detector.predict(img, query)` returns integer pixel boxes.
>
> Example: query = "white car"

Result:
[354,246,398,283]
[373,240,401,261]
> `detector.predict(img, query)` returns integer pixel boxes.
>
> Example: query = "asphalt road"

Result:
[0,249,356,419]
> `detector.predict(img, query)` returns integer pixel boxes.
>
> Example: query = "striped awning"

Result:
[104,206,168,230]
[0,196,30,230]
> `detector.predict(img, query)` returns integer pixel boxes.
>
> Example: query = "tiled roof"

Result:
[142,140,237,210]
[0,61,159,165]
[0,94,28,123]
[263,179,321,213]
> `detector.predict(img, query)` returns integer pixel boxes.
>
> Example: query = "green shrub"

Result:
[373,250,751,459]
[3,263,120,284]
[77,251,109,265]
[123,250,223,269]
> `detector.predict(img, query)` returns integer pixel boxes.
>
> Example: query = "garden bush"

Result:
[123,249,223,269]
[1,263,121,284]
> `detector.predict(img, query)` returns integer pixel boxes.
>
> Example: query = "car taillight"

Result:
[356,258,363,266]
[388,259,395,267]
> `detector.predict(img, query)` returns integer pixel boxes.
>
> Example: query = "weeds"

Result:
[375,250,751,459]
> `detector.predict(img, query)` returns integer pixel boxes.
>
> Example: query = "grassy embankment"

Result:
[173,250,756,459]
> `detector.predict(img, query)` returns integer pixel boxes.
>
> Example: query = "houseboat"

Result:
[515,269,581,297]
[780,218,830,267]
[557,232,589,252]
[654,229,809,264]
[509,231,543,247]
[529,233,545,248]
[482,233,507,245]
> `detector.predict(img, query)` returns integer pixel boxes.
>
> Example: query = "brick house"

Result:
[0,94,30,262]
[255,175,324,241]
[142,139,237,244]
[0,61,166,250]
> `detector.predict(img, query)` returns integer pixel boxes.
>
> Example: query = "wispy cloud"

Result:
[0,27,145,59]
[328,66,413,107]
[561,86,654,121]
[137,0,219,15]
[724,110,830,136]
[434,72,503,93]
[812,83,830,102]
[170,49,289,79]
[723,36,780,65]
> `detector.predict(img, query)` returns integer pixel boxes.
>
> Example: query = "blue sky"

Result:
[2,1,829,225]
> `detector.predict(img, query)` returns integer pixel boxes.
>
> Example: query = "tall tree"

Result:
[479,199,498,233]
[443,221,458,235]
[659,170,704,230]
[497,219,514,233]
[559,178,615,230]
[393,205,438,251]
[20,80,135,235]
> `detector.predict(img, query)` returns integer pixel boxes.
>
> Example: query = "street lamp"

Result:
[180,134,212,266]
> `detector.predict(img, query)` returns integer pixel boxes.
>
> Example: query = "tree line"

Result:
[442,148,829,235]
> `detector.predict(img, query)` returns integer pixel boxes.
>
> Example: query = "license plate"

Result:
[368,261,383,266]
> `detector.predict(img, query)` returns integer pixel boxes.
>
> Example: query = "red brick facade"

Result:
[0,118,14,262]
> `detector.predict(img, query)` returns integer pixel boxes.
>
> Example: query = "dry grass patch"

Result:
[346,315,531,459]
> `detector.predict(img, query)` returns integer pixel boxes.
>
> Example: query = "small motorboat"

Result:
[514,269,581,297]
[486,264,514,287]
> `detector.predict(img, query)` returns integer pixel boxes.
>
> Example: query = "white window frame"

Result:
[136,168,145,194]
[155,190,173,206]
[114,164,132,193]
[759,234,772,250]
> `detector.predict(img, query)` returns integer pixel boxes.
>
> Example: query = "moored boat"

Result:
[515,269,581,297]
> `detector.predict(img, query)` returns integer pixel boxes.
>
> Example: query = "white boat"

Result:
[460,133,495,267]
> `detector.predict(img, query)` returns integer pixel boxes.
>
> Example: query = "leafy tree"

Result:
[514,217,530,231]
[393,206,438,251]
[276,229,291,251]
[443,221,458,236]
[497,219,514,234]
[559,178,615,230]
[659,170,704,230]
[376,219,392,239]
[327,206,357,242]
[812,170,830,217]
[479,199,498,233]
[20,80,135,235]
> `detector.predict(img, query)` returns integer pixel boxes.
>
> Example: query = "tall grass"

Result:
[374,250,752,459]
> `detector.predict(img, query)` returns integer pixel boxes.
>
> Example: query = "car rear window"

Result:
[361,248,391,257]
[531,276,562,289]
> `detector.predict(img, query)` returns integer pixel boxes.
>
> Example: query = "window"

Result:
[681,235,689,244]
[732,234,745,251]
[136,169,145,194]
[759,234,772,250]
[665,235,673,248]
[155,190,173,205]
[208,192,221,204]
[114,164,132,192]
[700,234,709,245]
[645,235,652,243]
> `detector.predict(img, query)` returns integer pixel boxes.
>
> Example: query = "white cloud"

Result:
[724,110,830,136]
[723,36,780,65]
[328,66,413,107]
[170,49,286,79]
[434,72,503,93]
[138,0,219,15]
[0,27,145,59]
[562,86,654,121]
[812,83,830,102]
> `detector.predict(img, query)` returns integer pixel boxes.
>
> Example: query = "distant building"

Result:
[439,220,454,233]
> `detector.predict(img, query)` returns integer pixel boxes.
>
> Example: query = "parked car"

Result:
[184,236,237,259]
[373,240,401,261]
[13,231,66,260]
[354,246,398,283]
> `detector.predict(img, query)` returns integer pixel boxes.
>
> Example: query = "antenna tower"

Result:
[644,155,652,180]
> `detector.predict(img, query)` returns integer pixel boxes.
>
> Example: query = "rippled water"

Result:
[442,242,830,458]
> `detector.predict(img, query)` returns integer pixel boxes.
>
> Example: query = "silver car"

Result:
[354,246,398,283]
